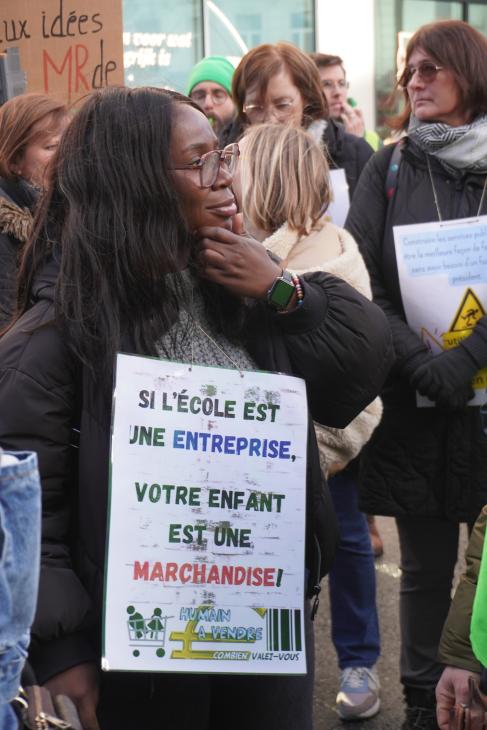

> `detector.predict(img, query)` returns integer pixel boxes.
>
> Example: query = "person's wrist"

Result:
[279,290,298,313]
[266,269,294,310]
[266,270,304,312]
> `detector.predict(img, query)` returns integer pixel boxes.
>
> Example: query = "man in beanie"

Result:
[186,55,236,134]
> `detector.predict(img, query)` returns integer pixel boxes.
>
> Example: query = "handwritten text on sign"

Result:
[103,354,308,674]
[2,0,124,102]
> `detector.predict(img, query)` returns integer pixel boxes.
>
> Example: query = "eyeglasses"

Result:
[399,61,444,87]
[190,88,230,106]
[170,143,240,188]
[242,98,299,123]
[322,79,349,91]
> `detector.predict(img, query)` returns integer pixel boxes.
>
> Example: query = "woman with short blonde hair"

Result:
[239,121,383,722]
[240,123,330,238]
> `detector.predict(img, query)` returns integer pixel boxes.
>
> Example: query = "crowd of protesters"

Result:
[1,16,487,730]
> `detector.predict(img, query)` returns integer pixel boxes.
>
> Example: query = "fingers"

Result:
[435,679,455,730]
[78,685,100,730]
[342,106,365,137]
[232,212,245,235]
[198,240,228,265]
[435,703,451,730]
[470,710,487,730]
[412,368,438,399]
[196,226,242,245]
[198,263,233,286]
[436,388,471,410]
[78,701,101,730]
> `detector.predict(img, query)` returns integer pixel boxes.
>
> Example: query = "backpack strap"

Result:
[385,139,405,200]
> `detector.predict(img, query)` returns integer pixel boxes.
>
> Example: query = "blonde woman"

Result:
[239,122,383,721]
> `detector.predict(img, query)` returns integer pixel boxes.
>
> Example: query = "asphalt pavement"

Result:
[312,516,469,730]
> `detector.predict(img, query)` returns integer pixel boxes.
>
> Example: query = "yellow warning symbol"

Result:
[441,288,487,390]
[442,288,486,350]
[448,288,485,332]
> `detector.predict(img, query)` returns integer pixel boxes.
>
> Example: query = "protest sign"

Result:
[103,353,308,674]
[394,216,487,406]
[326,168,350,227]
[1,0,124,104]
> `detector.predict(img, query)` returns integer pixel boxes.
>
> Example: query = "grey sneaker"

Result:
[336,666,381,721]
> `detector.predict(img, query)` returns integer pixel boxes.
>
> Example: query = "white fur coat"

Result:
[262,217,383,476]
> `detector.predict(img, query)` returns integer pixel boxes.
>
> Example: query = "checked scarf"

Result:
[408,114,487,175]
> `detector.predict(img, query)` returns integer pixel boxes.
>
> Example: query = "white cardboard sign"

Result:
[394,216,487,407]
[326,169,350,228]
[102,353,308,674]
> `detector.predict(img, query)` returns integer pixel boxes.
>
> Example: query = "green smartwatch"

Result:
[266,270,296,311]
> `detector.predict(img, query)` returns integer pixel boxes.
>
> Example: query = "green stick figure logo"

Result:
[126,605,173,658]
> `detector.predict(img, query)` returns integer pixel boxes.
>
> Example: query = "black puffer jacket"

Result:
[0,177,36,329]
[0,260,392,683]
[321,119,373,198]
[346,138,487,522]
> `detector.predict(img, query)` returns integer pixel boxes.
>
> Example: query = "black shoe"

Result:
[401,705,438,729]
[402,687,438,729]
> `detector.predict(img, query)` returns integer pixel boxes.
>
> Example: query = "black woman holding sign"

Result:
[346,20,487,730]
[0,86,392,729]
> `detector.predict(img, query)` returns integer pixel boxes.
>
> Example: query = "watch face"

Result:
[270,278,295,308]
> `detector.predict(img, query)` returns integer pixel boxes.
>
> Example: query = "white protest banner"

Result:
[394,216,487,406]
[326,169,350,228]
[102,353,308,674]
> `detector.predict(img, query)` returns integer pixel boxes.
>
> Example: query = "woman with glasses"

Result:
[227,42,373,199]
[231,41,384,723]
[0,86,392,729]
[346,20,487,730]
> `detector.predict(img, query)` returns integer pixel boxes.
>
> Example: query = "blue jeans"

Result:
[0,450,41,725]
[328,471,380,669]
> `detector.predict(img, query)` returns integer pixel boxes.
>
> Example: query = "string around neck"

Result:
[426,154,487,222]
[188,287,245,378]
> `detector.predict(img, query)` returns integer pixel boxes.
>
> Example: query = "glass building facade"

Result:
[121,0,487,131]
[122,0,315,95]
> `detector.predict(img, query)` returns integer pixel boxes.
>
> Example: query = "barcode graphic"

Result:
[266,609,302,651]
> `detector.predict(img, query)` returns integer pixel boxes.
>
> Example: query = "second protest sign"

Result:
[103,353,308,674]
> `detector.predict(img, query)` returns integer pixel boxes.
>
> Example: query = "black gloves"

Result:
[400,347,434,383]
[410,347,476,409]
[401,315,487,409]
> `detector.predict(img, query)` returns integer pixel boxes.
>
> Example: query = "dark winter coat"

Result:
[346,138,487,522]
[0,177,36,330]
[218,117,372,199]
[321,119,373,198]
[0,260,392,683]
[438,505,487,674]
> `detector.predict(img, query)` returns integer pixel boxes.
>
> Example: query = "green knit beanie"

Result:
[186,56,235,96]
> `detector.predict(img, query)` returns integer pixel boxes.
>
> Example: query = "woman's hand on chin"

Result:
[196,215,281,299]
